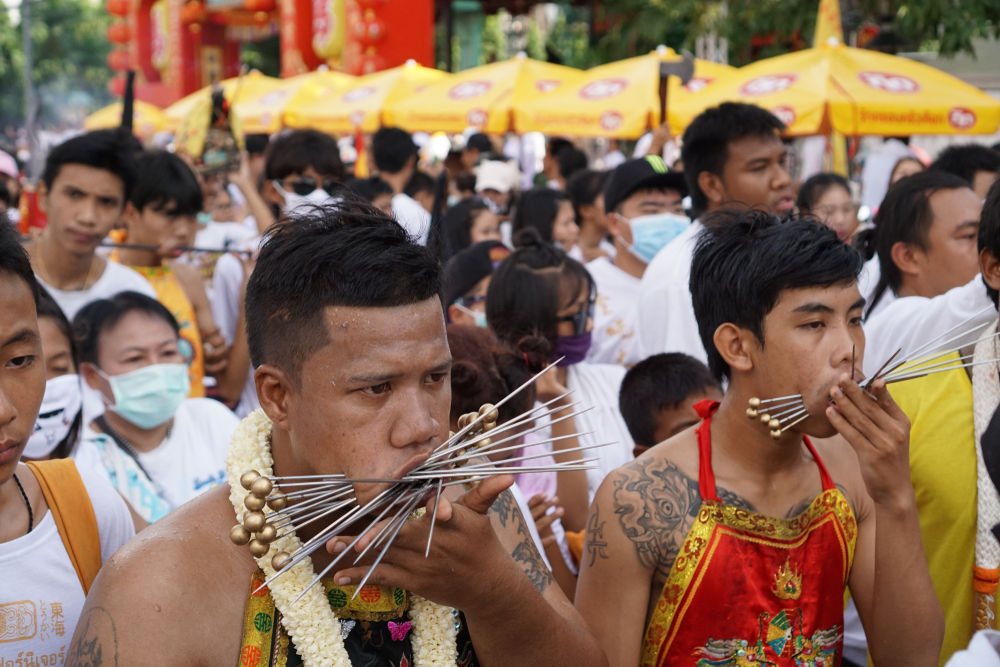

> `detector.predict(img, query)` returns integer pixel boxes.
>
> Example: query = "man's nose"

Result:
[389,391,439,451]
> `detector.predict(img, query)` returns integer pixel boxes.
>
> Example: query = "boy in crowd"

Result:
[26,130,157,320]
[404,170,436,215]
[619,353,722,458]
[567,169,613,262]
[587,156,688,367]
[637,102,794,362]
[115,150,248,402]
[577,210,943,667]
[0,220,135,661]
[372,127,430,244]
[930,144,1000,200]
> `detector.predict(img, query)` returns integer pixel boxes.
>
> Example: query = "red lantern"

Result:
[107,20,131,44]
[364,16,385,44]
[107,49,131,71]
[106,0,130,16]
[108,74,126,97]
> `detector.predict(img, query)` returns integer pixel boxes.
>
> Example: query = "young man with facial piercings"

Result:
[576,210,943,667]
[586,156,689,367]
[68,201,608,667]
[636,103,795,363]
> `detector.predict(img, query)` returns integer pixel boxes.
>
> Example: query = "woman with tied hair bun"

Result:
[486,228,636,532]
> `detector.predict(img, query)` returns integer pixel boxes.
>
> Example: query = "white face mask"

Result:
[24,374,82,458]
[274,181,336,216]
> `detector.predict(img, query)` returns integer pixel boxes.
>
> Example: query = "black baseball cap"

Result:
[603,155,688,214]
[443,240,511,308]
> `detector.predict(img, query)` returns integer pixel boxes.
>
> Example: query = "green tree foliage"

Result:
[0,0,114,127]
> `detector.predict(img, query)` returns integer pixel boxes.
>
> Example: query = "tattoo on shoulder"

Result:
[611,459,753,582]
[490,490,554,594]
[66,607,118,667]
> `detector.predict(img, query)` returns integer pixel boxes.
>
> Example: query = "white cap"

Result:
[0,151,17,179]
[475,160,519,194]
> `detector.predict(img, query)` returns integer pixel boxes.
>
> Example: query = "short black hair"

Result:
[73,291,180,365]
[42,129,139,204]
[0,220,40,306]
[511,187,569,243]
[681,103,785,215]
[796,173,851,214]
[37,287,82,458]
[245,198,442,383]
[547,138,573,158]
[557,146,588,181]
[245,134,270,156]
[486,227,593,356]
[978,177,1000,308]
[441,197,492,260]
[372,127,417,175]
[404,170,435,198]
[265,129,344,182]
[455,173,477,193]
[344,176,393,203]
[620,353,720,447]
[0,179,9,208]
[930,144,1000,186]
[858,170,971,316]
[690,209,863,380]
[130,151,203,217]
[566,169,611,222]
[465,133,492,154]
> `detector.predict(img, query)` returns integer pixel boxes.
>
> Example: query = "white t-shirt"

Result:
[392,193,430,246]
[586,257,642,366]
[84,398,239,519]
[857,255,895,321]
[37,260,157,321]
[0,463,134,660]
[211,251,260,418]
[862,275,995,378]
[636,220,707,362]
[195,221,258,252]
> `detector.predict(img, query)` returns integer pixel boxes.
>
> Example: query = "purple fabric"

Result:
[553,331,592,367]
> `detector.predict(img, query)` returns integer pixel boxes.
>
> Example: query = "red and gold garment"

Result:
[641,401,857,667]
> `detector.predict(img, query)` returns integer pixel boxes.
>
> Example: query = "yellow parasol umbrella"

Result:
[84,100,166,138]
[670,41,1000,136]
[284,60,446,134]
[513,49,734,139]
[232,70,356,135]
[384,54,581,134]
[163,70,284,132]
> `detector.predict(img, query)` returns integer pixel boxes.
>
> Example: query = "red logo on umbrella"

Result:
[466,109,488,126]
[949,107,976,130]
[449,81,492,100]
[599,111,623,131]
[739,74,798,96]
[771,105,797,127]
[342,86,377,103]
[857,71,921,93]
[535,79,561,93]
[579,79,629,100]
[684,77,715,93]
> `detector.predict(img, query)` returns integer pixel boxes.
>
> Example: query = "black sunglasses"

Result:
[280,177,341,197]
[556,294,596,336]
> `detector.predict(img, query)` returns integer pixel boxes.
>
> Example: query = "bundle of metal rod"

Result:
[747,394,808,440]
[862,311,1000,389]
[100,241,253,256]
[229,360,606,603]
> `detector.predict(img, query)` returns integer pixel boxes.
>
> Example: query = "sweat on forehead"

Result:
[244,200,442,383]
[690,210,863,380]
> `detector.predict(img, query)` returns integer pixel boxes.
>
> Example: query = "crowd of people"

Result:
[3,99,1000,667]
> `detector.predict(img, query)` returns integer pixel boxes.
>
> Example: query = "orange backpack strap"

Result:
[24,459,102,595]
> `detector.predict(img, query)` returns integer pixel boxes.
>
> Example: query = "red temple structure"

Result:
[104,0,435,106]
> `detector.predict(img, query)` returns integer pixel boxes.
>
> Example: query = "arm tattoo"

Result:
[612,459,753,588]
[490,490,555,594]
[65,607,118,667]
[585,505,608,566]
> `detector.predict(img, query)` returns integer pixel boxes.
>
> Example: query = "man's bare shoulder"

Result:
[808,433,871,521]
[72,486,256,667]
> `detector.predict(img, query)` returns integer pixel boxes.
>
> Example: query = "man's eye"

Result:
[8,355,35,368]
[802,321,824,330]
[365,382,390,396]
[850,317,863,326]
[428,372,449,384]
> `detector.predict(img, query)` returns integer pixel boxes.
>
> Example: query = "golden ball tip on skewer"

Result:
[479,404,499,423]
[266,496,287,511]
[272,551,291,570]
[749,398,761,408]
[240,470,261,490]
[256,523,277,544]
[770,430,782,440]
[248,539,270,558]
[250,476,273,497]
[759,413,771,424]
[244,494,266,512]
[746,408,759,419]
[243,511,266,533]
[769,419,780,430]
[230,524,251,545]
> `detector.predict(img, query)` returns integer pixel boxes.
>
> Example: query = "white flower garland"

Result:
[227,409,458,667]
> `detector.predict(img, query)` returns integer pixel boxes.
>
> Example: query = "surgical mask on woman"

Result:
[615,212,691,263]
[274,181,336,216]
[97,364,190,429]
[24,374,82,458]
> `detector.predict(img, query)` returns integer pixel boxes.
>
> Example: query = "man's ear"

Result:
[981,247,1000,295]
[80,362,101,390]
[713,322,755,375]
[255,364,294,432]
[262,180,284,208]
[697,171,726,207]
[121,202,140,230]
[606,211,623,236]
[890,241,921,278]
